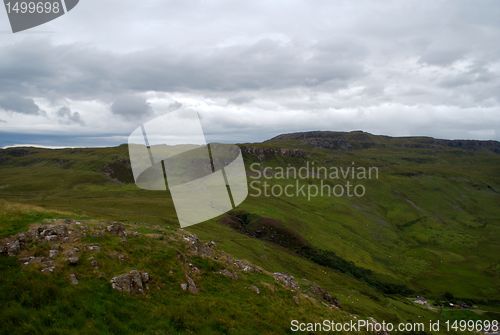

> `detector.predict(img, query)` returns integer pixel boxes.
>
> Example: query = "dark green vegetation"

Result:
[222,211,412,296]
[1,131,499,334]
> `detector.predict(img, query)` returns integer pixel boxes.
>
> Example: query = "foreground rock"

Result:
[106,222,127,238]
[37,225,68,241]
[233,259,261,273]
[181,275,199,294]
[218,269,238,280]
[4,239,20,256]
[65,247,80,265]
[273,272,300,290]
[49,249,59,258]
[183,234,216,258]
[110,270,150,294]
[69,273,79,285]
[1,223,70,256]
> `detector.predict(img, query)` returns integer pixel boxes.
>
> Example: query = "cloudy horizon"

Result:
[1,0,500,147]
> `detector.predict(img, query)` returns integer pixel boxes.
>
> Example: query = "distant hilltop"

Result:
[266,131,500,152]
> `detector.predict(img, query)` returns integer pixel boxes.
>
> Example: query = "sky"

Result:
[1,0,500,147]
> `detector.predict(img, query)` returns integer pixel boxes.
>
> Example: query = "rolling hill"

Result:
[0,131,499,334]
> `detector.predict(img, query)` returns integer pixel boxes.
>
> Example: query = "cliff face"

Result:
[240,146,306,160]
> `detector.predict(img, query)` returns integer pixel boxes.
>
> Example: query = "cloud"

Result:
[0,38,365,99]
[0,0,500,144]
[111,95,153,120]
[0,95,44,115]
[56,106,85,125]
[166,101,183,112]
[228,96,255,105]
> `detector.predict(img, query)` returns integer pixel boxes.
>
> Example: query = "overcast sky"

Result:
[1,0,500,147]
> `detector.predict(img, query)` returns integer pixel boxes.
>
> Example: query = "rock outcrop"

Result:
[273,272,300,290]
[110,270,150,294]
[233,259,261,273]
[65,247,80,265]
[1,219,343,312]
[1,223,69,257]
[106,222,127,238]
[181,275,199,294]
[218,269,238,280]
[69,273,79,285]
[241,146,306,161]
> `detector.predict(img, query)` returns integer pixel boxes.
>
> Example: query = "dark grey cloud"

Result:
[228,96,255,105]
[0,38,366,100]
[111,95,153,120]
[0,95,44,115]
[56,107,84,125]
[123,39,365,92]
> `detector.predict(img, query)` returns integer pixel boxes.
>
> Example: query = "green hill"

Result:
[0,131,499,334]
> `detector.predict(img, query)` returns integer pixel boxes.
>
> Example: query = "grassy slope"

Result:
[239,133,500,300]
[0,203,355,335]
[0,132,499,332]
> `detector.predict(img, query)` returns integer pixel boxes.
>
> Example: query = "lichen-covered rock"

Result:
[273,272,300,290]
[218,269,238,280]
[183,233,216,258]
[183,275,198,294]
[87,245,100,252]
[1,223,72,258]
[106,222,127,238]
[234,259,261,273]
[111,270,150,294]
[41,265,55,273]
[69,273,79,285]
[37,225,68,241]
[65,247,80,265]
[7,239,20,256]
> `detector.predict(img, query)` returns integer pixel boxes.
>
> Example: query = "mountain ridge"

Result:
[266,130,500,152]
